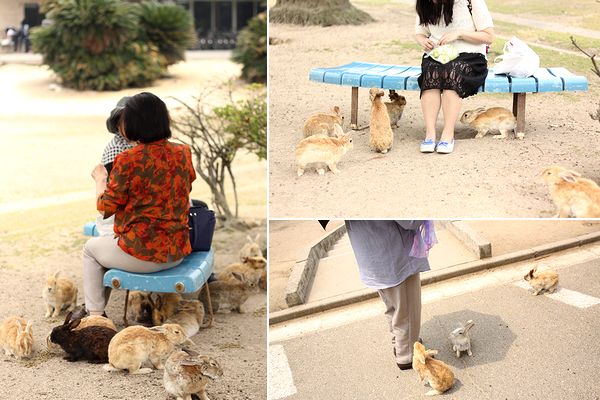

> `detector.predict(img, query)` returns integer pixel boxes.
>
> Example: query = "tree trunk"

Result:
[270,0,373,26]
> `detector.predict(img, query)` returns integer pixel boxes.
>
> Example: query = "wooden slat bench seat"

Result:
[309,62,588,133]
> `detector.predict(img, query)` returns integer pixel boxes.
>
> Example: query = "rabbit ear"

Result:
[16,324,23,335]
[232,271,246,283]
[333,106,340,114]
[558,170,578,183]
[25,321,33,334]
[68,318,81,330]
[254,233,260,242]
[415,350,425,364]
[426,349,438,357]
[54,271,60,279]
[64,311,73,325]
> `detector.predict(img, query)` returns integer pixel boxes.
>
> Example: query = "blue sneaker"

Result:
[436,140,455,154]
[420,139,436,153]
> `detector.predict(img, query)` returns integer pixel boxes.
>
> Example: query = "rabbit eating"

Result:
[460,107,520,139]
[449,319,475,358]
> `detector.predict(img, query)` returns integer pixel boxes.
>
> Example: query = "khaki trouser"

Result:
[377,272,422,365]
[83,236,182,315]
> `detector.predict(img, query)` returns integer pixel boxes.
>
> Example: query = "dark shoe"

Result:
[394,337,424,370]
[397,362,413,370]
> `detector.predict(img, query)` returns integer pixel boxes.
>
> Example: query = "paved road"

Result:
[269,254,600,399]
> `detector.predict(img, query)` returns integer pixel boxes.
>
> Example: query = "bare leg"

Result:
[440,90,462,142]
[420,89,441,141]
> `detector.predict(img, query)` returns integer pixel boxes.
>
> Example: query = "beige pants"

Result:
[83,236,182,315]
[377,272,422,365]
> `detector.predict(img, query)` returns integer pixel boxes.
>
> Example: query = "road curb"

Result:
[269,230,600,325]
[284,224,347,307]
[443,220,492,259]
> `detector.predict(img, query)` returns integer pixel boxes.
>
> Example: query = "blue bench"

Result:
[83,222,214,326]
[309,62,588,133]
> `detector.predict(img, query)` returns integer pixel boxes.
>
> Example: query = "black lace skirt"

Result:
[418,52,488,99]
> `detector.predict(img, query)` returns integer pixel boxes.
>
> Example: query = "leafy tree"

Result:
[172,84,267,223]
[232,12,267,83]
[32,0,193,90]
[137,1,195,66]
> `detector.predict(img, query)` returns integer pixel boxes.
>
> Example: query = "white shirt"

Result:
[415,0,493,56]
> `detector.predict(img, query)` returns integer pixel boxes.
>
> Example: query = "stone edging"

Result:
[284,223,347,307]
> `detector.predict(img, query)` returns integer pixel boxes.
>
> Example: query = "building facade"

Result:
[0,0,43,32]
[176,0,266,48]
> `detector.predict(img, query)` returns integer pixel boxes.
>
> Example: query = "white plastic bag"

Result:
[493,36,540,78]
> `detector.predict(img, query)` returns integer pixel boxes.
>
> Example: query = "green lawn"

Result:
[486,0,600,30]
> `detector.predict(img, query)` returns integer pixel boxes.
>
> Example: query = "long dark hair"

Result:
[416,0,455,26]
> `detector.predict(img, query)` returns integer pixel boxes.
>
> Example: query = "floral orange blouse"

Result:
[97,139,196,263]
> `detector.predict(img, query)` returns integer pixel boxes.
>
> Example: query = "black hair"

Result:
[416,0,455,27]
[121,92,171,143]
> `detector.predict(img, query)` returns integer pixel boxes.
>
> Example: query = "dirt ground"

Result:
[0,53,266,399]
[268,3,600,218]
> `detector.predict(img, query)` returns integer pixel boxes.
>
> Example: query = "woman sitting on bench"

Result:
[415,0,494,154]
[84,92,196,316]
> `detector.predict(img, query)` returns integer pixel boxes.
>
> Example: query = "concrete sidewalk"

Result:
[269,220,600,318]
[269,245,600,399]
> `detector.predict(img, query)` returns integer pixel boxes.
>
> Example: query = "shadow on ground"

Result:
[421,309,516,369]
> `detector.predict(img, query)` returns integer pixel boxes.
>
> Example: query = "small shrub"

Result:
[137,1,195,66]
[214,84,267,160]
[32,0,165,90]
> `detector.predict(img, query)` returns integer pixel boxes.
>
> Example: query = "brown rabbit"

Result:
[47,314,117,351]
[165,300,210,338]
[128,291,154,324]
[524,266,559,295]
[239,233,263,261]
[541,166,600,218]
[460,107,519,139]
[164,349,223,400]
[50,313,116,363]
[412,342,454,396]
[303,106,344,137]
[204,272,259,314]
[386,90,407,128]
[368,88,393,153]
[42,271,78,318]
[104,323,193,374]
[150,293,183,326]
[295,129,353,176]
[217,256,266,283]
[0,316,33,359]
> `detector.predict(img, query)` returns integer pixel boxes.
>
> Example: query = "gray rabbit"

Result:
[449,320,475,358]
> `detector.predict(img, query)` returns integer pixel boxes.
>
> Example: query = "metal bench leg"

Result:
[512,93,526,139]
[123,289,130,327]
[203,282,214,328]
[351,86,358,129]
